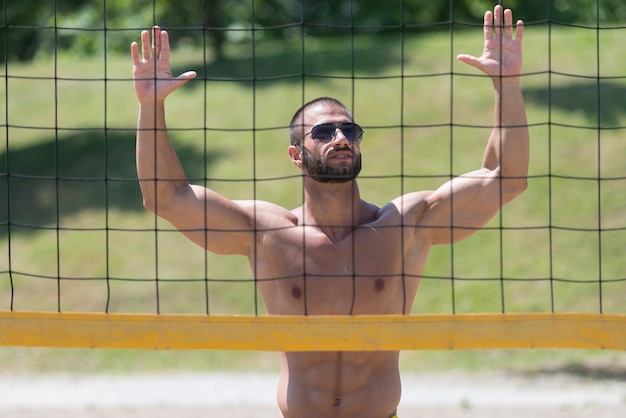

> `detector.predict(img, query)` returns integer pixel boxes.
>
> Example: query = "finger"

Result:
[456,54,481,70]
[130,41,140,65]
[493,5,502,38]
[515,20,525,44]
[152,26,161,59]
[483,10,493,40]
[141,30,151,60]
[503,9,514,39]
[172,71,198,91]
[177,71,197,81]
[160,30,170,61]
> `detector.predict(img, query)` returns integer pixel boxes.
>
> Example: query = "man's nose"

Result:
[331,128,350,145]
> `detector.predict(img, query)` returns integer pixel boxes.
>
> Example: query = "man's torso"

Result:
[248,200,431,417]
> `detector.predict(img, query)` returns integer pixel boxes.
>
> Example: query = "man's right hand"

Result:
[130,26,197,104]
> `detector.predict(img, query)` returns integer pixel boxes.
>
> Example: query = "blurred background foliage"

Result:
[3,0,626,62]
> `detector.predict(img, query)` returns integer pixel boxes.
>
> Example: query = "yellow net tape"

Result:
[1,311,625,351]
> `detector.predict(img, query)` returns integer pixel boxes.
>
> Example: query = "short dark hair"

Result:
[289,97,349,145]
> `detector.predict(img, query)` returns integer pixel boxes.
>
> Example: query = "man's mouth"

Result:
[328,149,353,159]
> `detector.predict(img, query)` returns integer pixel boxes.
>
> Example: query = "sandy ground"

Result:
[1,371,625,417]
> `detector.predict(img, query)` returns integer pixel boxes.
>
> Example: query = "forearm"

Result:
[136,102,188,212]
[483,80,529,193]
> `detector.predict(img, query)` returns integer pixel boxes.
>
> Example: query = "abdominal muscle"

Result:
[277,350,401,418]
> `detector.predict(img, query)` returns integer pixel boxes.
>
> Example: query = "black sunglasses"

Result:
[300,122,364,144]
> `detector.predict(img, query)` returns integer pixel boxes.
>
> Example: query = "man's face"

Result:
[301,144,362,183]
[299,105,362,183]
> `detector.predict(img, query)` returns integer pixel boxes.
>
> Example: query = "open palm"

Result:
[130,26,196,104]
[457,5,524,80]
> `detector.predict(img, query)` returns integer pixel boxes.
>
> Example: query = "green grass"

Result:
[1,25,625,373]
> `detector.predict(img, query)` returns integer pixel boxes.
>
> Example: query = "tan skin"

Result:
[131,5,528,418]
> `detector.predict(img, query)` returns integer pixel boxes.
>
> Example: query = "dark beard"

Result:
[301,147,362,183]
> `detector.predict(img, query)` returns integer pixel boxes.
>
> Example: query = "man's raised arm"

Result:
[458,5,529,196]
[419,5,529,245]
[131,27,255,255]
[131,26,196,214]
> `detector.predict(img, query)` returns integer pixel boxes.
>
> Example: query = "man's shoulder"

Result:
[385,191,432,214]
[358,192,428,227]
[236,199,298,225]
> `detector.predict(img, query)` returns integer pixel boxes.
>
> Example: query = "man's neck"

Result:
[300,179,367,242]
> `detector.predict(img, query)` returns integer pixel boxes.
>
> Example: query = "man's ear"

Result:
[288,145,302,167]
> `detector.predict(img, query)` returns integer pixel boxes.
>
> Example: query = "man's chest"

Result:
[262,223,412,272]
[255,225,424,315]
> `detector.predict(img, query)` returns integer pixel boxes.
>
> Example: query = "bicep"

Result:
[418,168,506,245]
[157,184,256,255]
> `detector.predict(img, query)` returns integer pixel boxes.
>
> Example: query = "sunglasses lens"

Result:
[340,124,358,140]
[310,124,336,140]
[308,123,363,142]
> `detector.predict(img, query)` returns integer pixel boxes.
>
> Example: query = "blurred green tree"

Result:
[2,0,625,62]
